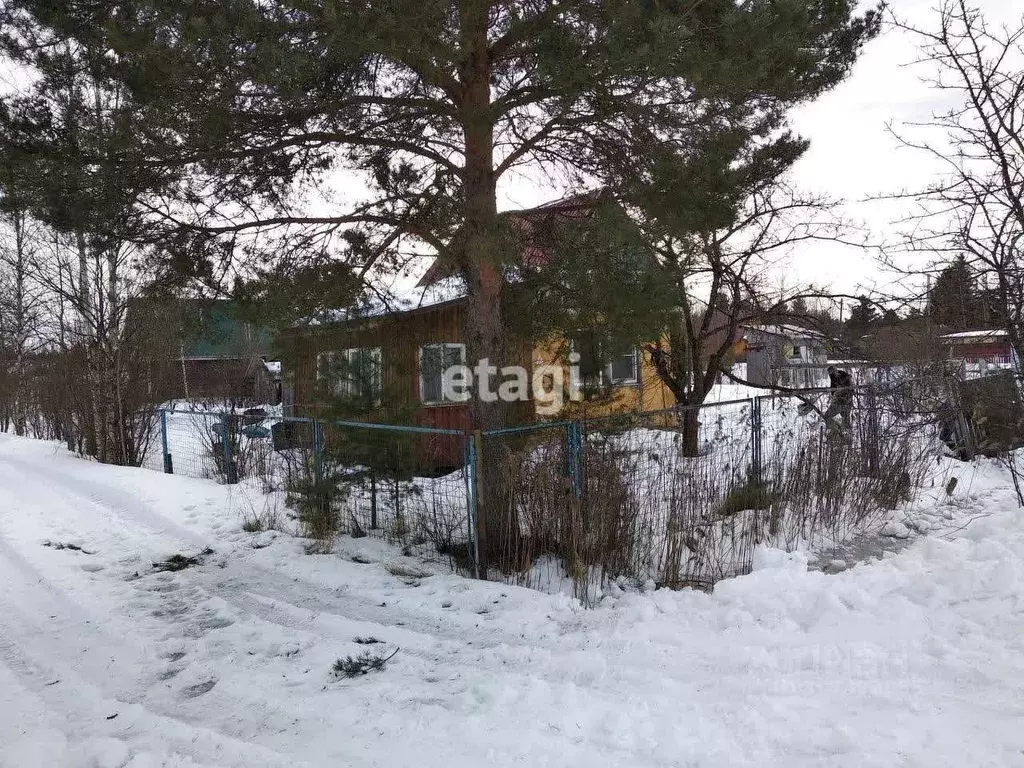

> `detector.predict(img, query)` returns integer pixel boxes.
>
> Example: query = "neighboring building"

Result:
[175,300,279,405]
[131,298,280,405]
[940,329,1017,378]
[739,324,830,388]
[688,310,833,388]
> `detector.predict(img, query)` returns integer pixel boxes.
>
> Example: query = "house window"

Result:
[608,347,639,384]
[419,343,467,404]
[791,345,803,360]
[317,348,382,404]
[571,337,639,393]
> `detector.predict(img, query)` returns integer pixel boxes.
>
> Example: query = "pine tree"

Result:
[2,0,883,560]
[846,296,877,332]
[927,256,980,331]
[1,0,882,432]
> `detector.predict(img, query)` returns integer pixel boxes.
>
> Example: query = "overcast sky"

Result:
[502,0,1018,301]
[781,0,968,299]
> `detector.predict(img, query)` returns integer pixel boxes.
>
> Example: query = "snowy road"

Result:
[2,434,1024,767]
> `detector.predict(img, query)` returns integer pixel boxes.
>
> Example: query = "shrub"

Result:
[717,478,777,517]
[241,517,264,533]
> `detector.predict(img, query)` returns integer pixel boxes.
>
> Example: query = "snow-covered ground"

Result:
[3,433,1024,767]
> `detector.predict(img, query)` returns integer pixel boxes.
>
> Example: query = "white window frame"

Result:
[317,347,382,404]
[607,346,640,385]
[570,340,640,389]
[419,343,467,405]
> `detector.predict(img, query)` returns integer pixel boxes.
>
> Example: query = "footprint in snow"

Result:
[145,582,182,594]
[181,680,217,698]
[197,615,234,631]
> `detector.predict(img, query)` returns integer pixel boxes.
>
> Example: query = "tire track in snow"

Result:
[3,455,702,697]
[0,454,515,648]
[0,455,514,759]
[0,460,320,767]
[0,532,307,768]
[0,451,707,714]
[0,624,302,768]
[191,561,714,701]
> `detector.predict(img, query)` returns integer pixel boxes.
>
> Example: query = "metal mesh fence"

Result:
[151,406,473,570]
[475,378,953,600]
[149,376,968,600]
[318,422,471,566]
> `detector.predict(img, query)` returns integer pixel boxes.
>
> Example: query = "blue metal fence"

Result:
[153,377,948,594]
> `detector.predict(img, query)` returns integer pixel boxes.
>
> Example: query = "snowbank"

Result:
[2,434,1024,765]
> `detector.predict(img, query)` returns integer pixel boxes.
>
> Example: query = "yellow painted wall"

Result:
[529,335,676,418]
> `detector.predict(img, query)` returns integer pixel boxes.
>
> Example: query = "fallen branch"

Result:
[152,547,215,572]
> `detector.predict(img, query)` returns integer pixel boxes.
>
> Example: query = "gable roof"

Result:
[182,300,273,359]
[129,297,274,359]
[416,192,603,288]
[743,323,829,343]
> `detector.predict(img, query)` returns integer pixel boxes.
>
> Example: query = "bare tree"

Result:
[0,50,175,464]
[0,174,44,434]
[891,2,1024,364]
[640,182,857,453]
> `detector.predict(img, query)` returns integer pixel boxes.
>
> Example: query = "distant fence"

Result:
[152,376,967,601]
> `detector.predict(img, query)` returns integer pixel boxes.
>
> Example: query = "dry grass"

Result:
[482,383,941,603]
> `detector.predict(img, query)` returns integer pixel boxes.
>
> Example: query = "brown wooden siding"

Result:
[280,299,673,468]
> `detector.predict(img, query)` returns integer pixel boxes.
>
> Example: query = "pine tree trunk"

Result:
[459,0,518,568]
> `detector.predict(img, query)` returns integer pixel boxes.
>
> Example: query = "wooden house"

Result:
[278,200,677,469]
[129,298,280,406]
[940,329,1017,378]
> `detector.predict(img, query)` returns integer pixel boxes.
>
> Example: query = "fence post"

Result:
[866,384,880,477]
[221,412,237,484]
[464,432,481,579]
[566,420,583,498]
[369,472,378,530]
[312,419,324,486]
[750,397,763,486]
[472,429,487,580]
[160,409,173,474]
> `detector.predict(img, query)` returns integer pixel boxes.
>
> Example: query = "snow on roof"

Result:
[299,274,467,327]
[744,323,828,341]
[940,329,1009,340]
